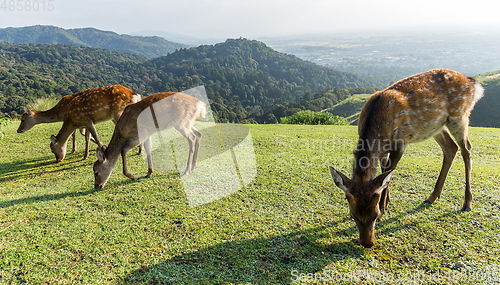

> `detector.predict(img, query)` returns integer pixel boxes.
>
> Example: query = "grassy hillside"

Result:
[1,122,499,284]
[326,71,500,128]
[0,25,188,58]
[327,93,370,125]
[471,71,500,128]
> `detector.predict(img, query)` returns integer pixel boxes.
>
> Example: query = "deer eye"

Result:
[94,171,99,177]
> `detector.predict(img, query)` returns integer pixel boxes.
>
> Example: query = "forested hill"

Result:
[0,38,372,123]
[0,25,188,58]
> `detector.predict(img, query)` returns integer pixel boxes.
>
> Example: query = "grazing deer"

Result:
[18,94,86,154]
[329,69,484,248]
[50,85,141,162]
[93,92,206,189]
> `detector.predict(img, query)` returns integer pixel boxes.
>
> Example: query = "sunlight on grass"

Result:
[0,122,499,284]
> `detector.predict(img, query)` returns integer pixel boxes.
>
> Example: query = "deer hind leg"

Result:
[447,119,473,211]
[190,127,202,171]
[425,129,458,205]
[379,148,405,217]
[80,128,97,144]
[177,126,197,176]
[143,137,153,177]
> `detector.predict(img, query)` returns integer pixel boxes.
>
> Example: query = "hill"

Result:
[0,25,188,58]
[326,93,370,125]
[324,72,500,128]
[471,71,500,128]
[0,39,371,123]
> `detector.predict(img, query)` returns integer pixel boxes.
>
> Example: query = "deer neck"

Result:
[32,106,63,124]
[353,137,381,182]
[103,133,128,168]
[353,110,387,181]
[55,121,77,145]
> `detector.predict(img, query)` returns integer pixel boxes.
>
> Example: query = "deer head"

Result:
[50,135,67,163]
[93,146,113,189]
[17,108,36,133]
[330,166,394,248]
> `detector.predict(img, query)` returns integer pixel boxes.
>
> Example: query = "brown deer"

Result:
[93,92,206,189]
[329,69,484,248]
[18,94,86,154]
[50,85,141,162]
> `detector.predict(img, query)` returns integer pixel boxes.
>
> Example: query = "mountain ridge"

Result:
[0,25,188,58]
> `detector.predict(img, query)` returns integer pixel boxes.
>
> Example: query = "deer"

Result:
[50,85,141,163]
[18,94,87,154]
[329,69,484,248]
[93,91,206,189]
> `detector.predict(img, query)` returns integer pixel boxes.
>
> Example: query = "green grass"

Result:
[327,94,371,125]
[1,122,500,284]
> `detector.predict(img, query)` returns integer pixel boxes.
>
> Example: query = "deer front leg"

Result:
[84,121,103,148]
[426,130,458,204]
[379,149,404,217]
[121,139,138,180]
[83,128,91,160]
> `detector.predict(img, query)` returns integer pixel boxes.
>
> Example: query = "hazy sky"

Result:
[1,0,499,39]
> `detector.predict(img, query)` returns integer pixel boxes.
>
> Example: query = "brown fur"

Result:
[18,94,83,153]
[93,92,206,189]
[50,85,140,162]
[330,69,483,248]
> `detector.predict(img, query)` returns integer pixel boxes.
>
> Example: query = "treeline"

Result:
[0,39,374,123]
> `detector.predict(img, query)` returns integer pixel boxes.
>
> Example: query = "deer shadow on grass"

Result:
[0,154,103,208]
[331,201,448,244]
[0,188,103,209]
[122,219,364,285]
[0,152,92,183]
[122,203,460,284]
[377,199,470,236]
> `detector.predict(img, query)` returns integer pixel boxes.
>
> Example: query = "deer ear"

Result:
[329,166,352,194]
[50,135,57,144]
[372,169,395,194]
[25,108,33,116]
[96,146,106,162]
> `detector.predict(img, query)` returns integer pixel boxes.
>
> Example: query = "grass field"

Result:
[1,121,500,284]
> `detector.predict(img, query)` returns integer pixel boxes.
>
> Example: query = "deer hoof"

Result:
[460,206,471,212]
[124,173,135,180]
[423,199,433,204]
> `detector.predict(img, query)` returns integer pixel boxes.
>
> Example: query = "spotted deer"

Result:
[50,85,141,162]
[18,94,86,154]
[93,92,206,189]
[329,69,484,248]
